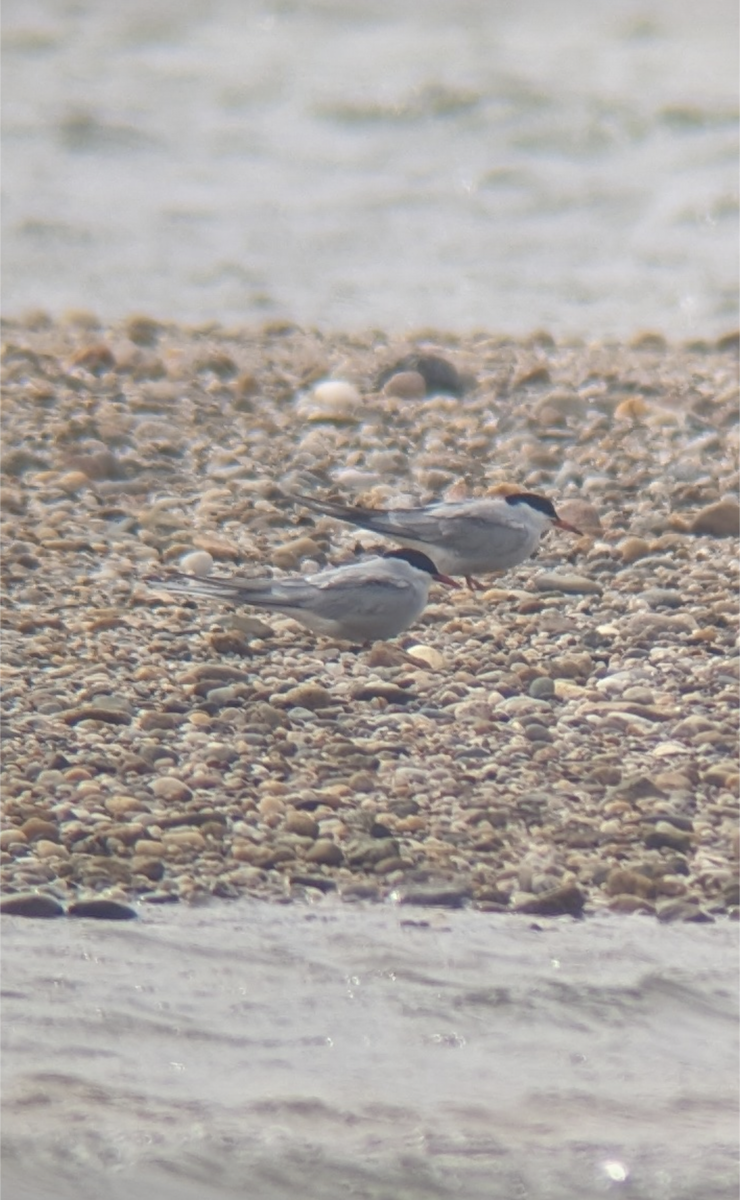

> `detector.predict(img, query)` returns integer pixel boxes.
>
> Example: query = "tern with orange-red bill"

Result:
[288,491,582,589]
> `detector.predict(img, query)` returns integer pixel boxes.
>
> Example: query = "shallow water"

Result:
[2,904,738,1200]
[2,0,738,336]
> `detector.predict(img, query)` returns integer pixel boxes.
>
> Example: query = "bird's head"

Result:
[505,493,582,534]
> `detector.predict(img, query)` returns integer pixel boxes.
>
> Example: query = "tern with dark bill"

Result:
[155,548,457,643]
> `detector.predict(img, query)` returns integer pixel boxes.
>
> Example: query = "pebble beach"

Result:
[2,316,738,921]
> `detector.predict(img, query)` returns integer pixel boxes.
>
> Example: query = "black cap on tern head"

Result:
[505,492,559,520]
[383,547,441,576]
[383,548,459,587]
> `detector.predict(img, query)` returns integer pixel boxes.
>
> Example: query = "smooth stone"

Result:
[345,835,400,868]
[394,885,472,908]
[300,380,362,419]
[643,823,693,852]
[305,839,343,867]
[352,683,414,704]
[533,573,602,595]
[642,588,683,609]
[62,705,132,726]
[609,774,667,801]
[523,724,552,742]
[284,812,320,839]
[378,353,464,397]
[604,868,656,899]
[35,840,69,859]
[289,873,337,893]
[690,499,740,537]
[1,893,65,918]
[618,536,651,563]
[67,899,138,920]
[279,684,333,710]
[405,644,446,670]
[549,653,593,680]
[513,883,586,917]
[0,829,27,850]
[179,550,214,577]
[20,817,58,840]
[382,370,426,399]
[130,856,166,880]
[151,777,194,803]
[139,712,184,731]
[607,894,656,915]
[529,677,555,699]
[656,900,714,924]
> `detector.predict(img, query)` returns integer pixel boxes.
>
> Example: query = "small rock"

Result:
[208,631,253,656]
[524,724,552,742]
[35,840,69,859]
[163,828,206,850]
[529,677,555,699]
[352,684,414,704]
[135,839,166,857]
[131,856,166,881]
[1,893,65,918]
[191,534,241,561]
[610,774,667,801]
[0,829,27,850]
[151,777,194,803]
[289,873,337,893]
[534,573,602,595]
[345,835,400,868]
[300,380,362,419]
[67,899,138,920]
[642,588,682,609]
[280,684,333,710]
[378,354,464,397]
[618,536,651,564]
[607,895,656,915]
[513,884,586,917]
[272,536,322,570]
[21,818,58,840]
[656,900,714,924]
[70,343,116,374]
[125,315,162,345]
[284,811,320,839]
[62,705,132,726]
[230,615,275,638]
[305,839,343,867]
[604,868,656,899]
[690,499,740,538]
[405,644,445,670]
[644,823,693,852]
[394,885,472,908]
[382,370,426,399]
[549,653,593,680]
[179,550,214,577]
[139,711,184,731]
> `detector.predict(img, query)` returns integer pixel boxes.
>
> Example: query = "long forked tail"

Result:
[150,572,273,604]
[286,490,386,532]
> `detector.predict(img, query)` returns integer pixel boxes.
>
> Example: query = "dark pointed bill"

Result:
[553,516,583,534]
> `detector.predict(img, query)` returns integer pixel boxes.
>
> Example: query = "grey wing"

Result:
[310,567,414,621]
[382,504,527,556]
[293,492,465,547]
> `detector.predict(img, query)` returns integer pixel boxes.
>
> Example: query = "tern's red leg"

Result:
[465,576,486,591]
